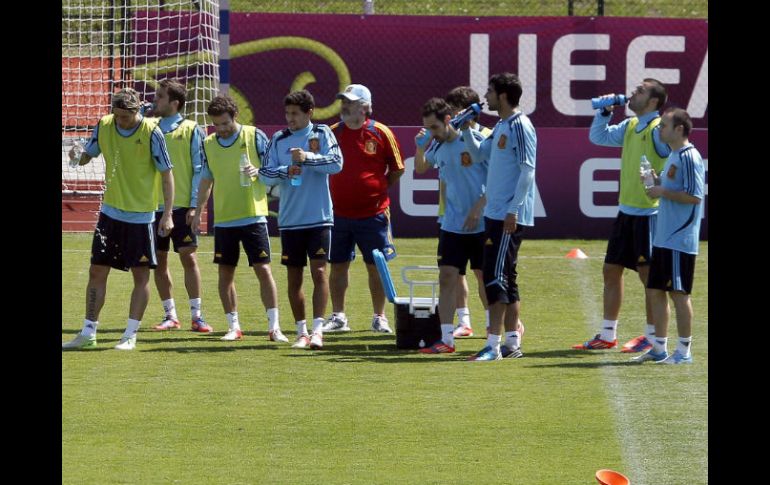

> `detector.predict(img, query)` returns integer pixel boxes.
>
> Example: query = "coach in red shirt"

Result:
[322,84,405,334]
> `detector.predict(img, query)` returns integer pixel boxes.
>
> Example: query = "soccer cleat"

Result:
[657,351,693,365]
[191,317,214,333]
[630,349,668,363]
[153,317,180,331]
[62,333,97,350]
[220,329,243,341]
[268,328,289,343]
[500,345,524,359]
[572,334,618,350]
[292,334,311,349]
[114,336,137,350]
[419,342,456,354]
[371,315,393,334]
[322,314,351,333]
[452,325,474,337]
[621,335,653,353]
[309,332,323,350]
[467,345,502,361]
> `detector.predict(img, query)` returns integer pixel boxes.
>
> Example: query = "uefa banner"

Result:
[230,13,708,128]
[228,13,708,239]
[259,125,708,239]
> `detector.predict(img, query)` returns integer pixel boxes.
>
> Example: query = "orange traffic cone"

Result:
[566,248,588,259]
[595,469,630,485]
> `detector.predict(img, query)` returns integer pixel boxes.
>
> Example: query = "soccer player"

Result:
[259,90,343,350]
[632,108,705,364]
[443,86,493,338]
[62,88,174,351]
[191,95,286,343]
[413,97,487,354]
[149,79,213,334]
[461,72,537,361]
[321,84,404,334]
[572,79,671,353]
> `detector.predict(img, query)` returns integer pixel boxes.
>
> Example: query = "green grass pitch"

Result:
[62,234,707,484]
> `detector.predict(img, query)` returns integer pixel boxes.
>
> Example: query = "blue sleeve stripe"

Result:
[512,118,525,163]
[152,129,173,169]
[680,150,696,195]
[259,167,288,179]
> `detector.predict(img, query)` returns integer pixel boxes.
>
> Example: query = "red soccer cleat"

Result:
[620,335,652,353]
[572,334,618,350]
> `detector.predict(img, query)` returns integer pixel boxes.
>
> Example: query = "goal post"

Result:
[61,0,221,200]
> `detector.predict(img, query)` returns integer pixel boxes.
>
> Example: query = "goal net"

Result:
[62,0,220,206]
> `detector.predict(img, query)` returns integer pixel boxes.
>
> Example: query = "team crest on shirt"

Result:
[497,134,507,149]
[364,139,377,154]
[308,137,320,154]
[461,152,472,167]
[667,164,677,179]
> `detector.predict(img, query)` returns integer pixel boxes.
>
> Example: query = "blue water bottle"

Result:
[416,130,432,148]
[591,94,627,110]
[450,102,484,129]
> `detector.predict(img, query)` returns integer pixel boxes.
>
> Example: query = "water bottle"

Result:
[640,155,654,188]
[416,129,432,148]
[239,153,251,187]
[449,102,484,130]
[591,94,627,110]
[290,161,302,187]
[69,138,86,168]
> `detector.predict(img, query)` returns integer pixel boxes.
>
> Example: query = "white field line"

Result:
[569,258,649,485]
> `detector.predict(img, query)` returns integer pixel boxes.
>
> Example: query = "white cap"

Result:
[336,84,372,104]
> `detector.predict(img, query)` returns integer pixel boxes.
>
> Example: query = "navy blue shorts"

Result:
[91,212,157,271]
[280,226,331,267]
[437,230,485,272]
[154,208,198,253]
[646,246,696,294]
[213,223,271,267]
[482,218,525,305]
[604,212,655,271]
[329,210,396,264]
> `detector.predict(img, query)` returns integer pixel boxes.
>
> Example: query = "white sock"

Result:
[226,312,241,331]
[653,336,668,354]
[267,308,279,331]
[312,317,325,335]
[599,319,618,341]
[332,311,346,320]
[296,320,308,336]
[456,307,470,327]
[162,299,178,320]
[645,324,656,341]
[441,324,455,347]
[677,336,692,357]
[486,333,501,353]
[189,298,202,320]
[504,330,521,349]
[123,318,141,339]
[485,309,490,328]
[81,319,98,337]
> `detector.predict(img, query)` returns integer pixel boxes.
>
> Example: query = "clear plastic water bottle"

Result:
[239,153,251,187]
[449,102,484,130]
[591,94,627,110]
[69,138,86,168]
[640,155,655,188]
[290,161,302,187]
